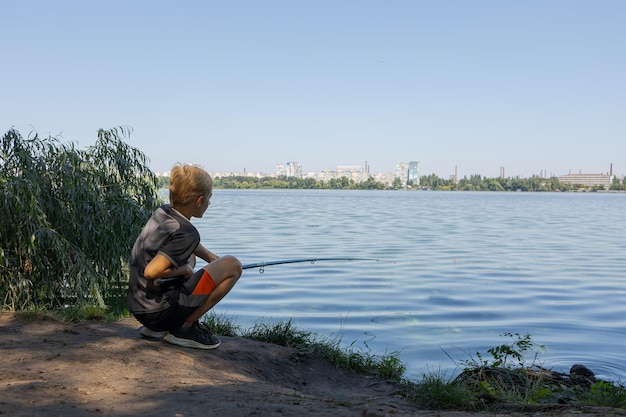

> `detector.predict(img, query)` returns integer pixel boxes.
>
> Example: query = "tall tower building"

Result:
[408,161,420,186]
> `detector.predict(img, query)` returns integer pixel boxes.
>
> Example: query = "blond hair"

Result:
[169,164,213,206]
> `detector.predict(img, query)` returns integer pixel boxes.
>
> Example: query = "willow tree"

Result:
[0,127,161,310]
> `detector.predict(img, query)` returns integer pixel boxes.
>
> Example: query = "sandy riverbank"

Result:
[1,312,622,417]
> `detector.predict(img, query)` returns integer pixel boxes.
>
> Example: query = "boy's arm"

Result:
[144,254,193,280]
[195,242,219,264]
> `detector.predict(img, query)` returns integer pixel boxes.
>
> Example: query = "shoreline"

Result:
[1,312,625,416]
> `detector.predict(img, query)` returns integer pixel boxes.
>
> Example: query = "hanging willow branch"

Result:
[0,127,161,310]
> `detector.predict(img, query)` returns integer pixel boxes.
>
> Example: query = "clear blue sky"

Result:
[2,1,625,178]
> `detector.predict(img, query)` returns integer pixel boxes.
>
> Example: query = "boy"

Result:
[127,164,242,349]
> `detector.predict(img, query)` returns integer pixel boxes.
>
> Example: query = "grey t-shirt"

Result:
[127,204,200,314]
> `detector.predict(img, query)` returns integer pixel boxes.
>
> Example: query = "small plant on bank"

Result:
[453,333,551,407]
[410,333,626,411]
[460,332,545,370]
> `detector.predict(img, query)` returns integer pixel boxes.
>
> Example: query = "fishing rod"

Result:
[153,257,383,286]
[241,257,382,273]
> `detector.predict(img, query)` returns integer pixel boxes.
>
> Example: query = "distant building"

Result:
[395,161,420,187]
[408,161,420,186]
[336,165,363,174]
[558,173,613,188]
[395,162,408,186]
[275,162,302,178]
[315,164,370,183]
[376,172,395,186]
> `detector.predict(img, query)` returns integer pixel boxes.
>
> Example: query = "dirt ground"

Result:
[1,312,624,417]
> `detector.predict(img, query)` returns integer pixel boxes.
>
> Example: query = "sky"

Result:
[2,1,625,178]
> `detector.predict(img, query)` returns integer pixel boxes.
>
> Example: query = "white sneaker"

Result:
[139,326,168,339]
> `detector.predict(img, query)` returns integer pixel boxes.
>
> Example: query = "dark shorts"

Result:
[134,269,217,332]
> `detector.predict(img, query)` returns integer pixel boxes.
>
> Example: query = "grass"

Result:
[402,369,475,410]
[580,380,626,408]
[203,313,406,381]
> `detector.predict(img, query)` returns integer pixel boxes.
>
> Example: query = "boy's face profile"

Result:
[193,191,212,218]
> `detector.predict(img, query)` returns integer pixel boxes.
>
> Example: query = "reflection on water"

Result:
[194,190,626,381]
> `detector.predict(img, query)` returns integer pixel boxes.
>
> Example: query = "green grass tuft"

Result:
[203,313,405,381]
[403,371,474,411]
[581,381,626,408]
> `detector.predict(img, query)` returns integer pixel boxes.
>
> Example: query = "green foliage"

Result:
[404,371,474,410]
[54,303,109,322]
[453,175,577,192]
[202,311,242,337]
[244,317,312,347]
[1,127,160,311]
[581,381,626,407]
[610,176,625,191]
[462,332,545,370]
[212,175,386,190]
[205,313,405,380]
[435,333,626,410]
[310,338,405,379]
[209,173,602,192]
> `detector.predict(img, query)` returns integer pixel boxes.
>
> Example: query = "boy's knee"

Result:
[221,255,242,276]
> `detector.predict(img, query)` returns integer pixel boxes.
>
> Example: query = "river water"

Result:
[192,189,626,382]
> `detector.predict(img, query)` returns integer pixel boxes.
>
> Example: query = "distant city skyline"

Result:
[157,159,620,181]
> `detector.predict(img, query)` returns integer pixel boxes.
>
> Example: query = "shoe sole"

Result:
[163,333,221,350]
[139,327,169,340]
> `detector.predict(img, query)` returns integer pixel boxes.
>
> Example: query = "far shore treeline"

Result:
[158,173,626,192]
